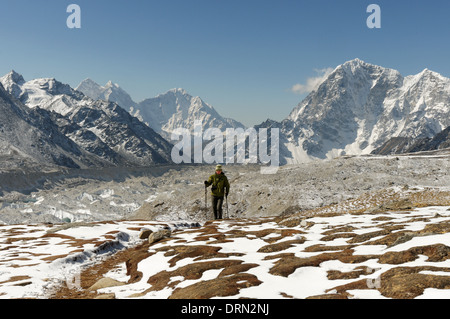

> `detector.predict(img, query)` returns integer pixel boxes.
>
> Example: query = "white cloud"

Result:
[290,67,334,95]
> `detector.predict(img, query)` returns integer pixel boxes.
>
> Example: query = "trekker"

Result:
[204,165,230,220]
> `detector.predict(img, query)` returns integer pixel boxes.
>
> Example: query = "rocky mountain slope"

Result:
[0,82,102,169]
[0,71,173,168]
[372,126,450,155]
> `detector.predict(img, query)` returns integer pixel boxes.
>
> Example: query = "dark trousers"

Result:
[212,196,224,219]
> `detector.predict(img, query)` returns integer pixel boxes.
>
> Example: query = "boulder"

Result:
[88,277,126,291]
[148,229,172,244]
[139,228,153,240]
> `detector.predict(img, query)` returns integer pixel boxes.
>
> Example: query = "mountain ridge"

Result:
[372,125,450,155]
[1,58,449,169]
[75,59,450,165]
[0,81,99,169]
[0,72,174,169]
[76,79,246,139]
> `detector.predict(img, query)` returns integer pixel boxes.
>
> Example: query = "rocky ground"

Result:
[26,186,450,299]
[131,151,449,222]
[0,151,449,299]
[0,184,449,299]
[4,151,446,225]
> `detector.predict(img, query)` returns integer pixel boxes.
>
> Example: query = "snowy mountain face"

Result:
[66,100,173,166]
[1,71,88,116]
[76,79,137,112]
[135,88,245,136]
[77,80,245,137]
[280,59,450,163]
[0,71,173,168]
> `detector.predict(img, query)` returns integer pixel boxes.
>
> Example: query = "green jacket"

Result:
[205,172,230,197]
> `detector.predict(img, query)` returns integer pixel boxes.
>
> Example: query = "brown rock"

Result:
[325,266,450,299]
[139,229,153,240]
[147,259,244,291]
[382,198,414,211]
[378,244,450,264]
[348,229,391,244]
[269,249,374,277]
[148,229,171,244]
[88,277,126,291]
[306,293,348,299]
[380,266,450,299]
[94,293,116,299]
[169,273,262,299]
[219,263,259,277]
[327,266,374,280]
[257,238,306,253]
[326,279,370,294]
[156,245,243,267]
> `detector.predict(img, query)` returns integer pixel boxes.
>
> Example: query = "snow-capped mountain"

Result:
[1,71,87,116]
[0,71,173,168]
[76,79,245,137]
[49,99,173,166]
[280,59,450,163]
[135,88,245,136]
[0,81,105,169]
[2,58,448,169]
[76,79,137,112]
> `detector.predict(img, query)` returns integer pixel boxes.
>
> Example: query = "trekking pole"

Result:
[226,195,229,219]
[205,186,207,209]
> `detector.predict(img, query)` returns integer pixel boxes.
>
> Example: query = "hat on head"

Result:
[215,164,223,171]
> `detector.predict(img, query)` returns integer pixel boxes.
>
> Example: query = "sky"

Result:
[1,0,450,127]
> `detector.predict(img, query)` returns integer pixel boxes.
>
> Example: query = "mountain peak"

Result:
[338,58,369,68]
[76,78,137,110]
[339,58,381,72]
[79,78,99,85]
[418,68,443,78]
[283,59,450,162]
[76,78,104,100]
[76,78,102,90]
[168,88,189,95]
[153,88,192,100]
[0,70,26,97]
[404,68,448,87]
[344,58,366,65]
[2,70,25,85]
[105,80,120,89]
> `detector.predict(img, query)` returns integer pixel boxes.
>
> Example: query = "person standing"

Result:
[204,165,230,220]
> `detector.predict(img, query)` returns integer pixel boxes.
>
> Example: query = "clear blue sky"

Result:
[1,0,450,126]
